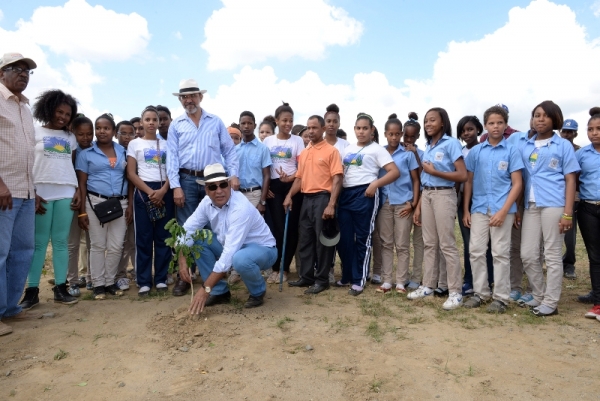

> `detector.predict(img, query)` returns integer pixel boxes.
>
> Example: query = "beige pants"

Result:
[521,204,564,309]
[87,195,128,288]
[410,223,424,283]
[242,189,262,207]
[67,214,90,283]
[436,248,447,288]
[372,223,382,277]
[116,222,135,279]
[421,188,461,293]
[470,212,514,303]
[376,200,414,284]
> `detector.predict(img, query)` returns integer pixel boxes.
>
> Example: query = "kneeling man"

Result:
[178,163,277,313]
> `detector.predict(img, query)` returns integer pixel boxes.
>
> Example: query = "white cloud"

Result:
[201,0,363,71]
[174,31,182,40]
[592,1,600,17]
[16,0,150,62]
[198,0,599,148]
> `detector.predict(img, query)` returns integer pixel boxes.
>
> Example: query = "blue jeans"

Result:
[195,234,277,297]
[0,198,35,318]
[176,173,206,225]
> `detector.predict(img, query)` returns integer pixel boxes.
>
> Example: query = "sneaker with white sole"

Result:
[68,285,81,297]
[509,290,521,302]
[517,292,534,307]
[116,278,130,291]
[442,292,463,310]
[584,305,600,319]
[407,281,420,290]
[139,286,151,296]
[228,270,242,285]
[407,286,433,300]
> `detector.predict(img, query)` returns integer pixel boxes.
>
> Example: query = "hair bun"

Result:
[590,107,600,117]
[408,112,418,121]
[388,113,397,120]
[282,102,290,107]
[326,103,340,113]
[263,115,276,124]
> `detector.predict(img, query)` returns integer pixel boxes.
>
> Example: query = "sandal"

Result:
[395,284,407,294]
[375,285,391,294]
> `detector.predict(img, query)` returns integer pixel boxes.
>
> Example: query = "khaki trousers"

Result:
[421,188,461,293]
[470,212,514,303]
[521,204,564,309]
[67,213,90,282]
[376,200,414,284]
[410,224,424,283]
[242,189,262,207]
[116,222,135,279]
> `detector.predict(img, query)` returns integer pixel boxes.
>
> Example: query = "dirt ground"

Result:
[2,236,600,401]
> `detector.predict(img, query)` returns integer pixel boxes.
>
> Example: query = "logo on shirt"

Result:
[270,146,292,160]
[343,153,363,167]
[549,158,559,169]
[143,148,166,165]
[43,136,71,154]
[434,152,444,162]
[498,161,508,171]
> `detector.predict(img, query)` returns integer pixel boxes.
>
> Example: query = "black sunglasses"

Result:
[206,181,229,191]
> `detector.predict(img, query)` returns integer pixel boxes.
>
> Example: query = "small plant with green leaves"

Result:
[54,349,68,360]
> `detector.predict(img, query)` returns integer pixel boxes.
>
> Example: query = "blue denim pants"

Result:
[176,172,206,225]
[0,198,35,318]
[195,234,277,297]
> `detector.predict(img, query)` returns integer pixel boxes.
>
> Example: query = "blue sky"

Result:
[2,0,600,146]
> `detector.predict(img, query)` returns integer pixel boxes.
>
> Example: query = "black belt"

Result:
[87,190,127,200]
[304,191,330,198]
[179,168,204,177]
[423,186,454,190]
[239,186,261,193]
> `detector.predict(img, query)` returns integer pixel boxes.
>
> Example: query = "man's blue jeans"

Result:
[194,234,277,297]
[176,172,206,226]
[0,198,34,318]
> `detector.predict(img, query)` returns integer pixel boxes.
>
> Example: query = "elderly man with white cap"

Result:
[0,52,42,336]
[177,163,277,312]
[167,79,240,296]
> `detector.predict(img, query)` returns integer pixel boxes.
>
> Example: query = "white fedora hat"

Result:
[172,78,207,96]
[195,163,229,185]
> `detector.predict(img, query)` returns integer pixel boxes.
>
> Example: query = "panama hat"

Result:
[172,78,207,96]
[319,217,340,247]
[195,163,229,185]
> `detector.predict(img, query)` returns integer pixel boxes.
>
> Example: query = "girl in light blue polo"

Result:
[407,107,467,310]
[462,106,524,313]
[519,101,580,317]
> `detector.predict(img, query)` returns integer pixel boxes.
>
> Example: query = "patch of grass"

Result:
[466,363,476,377]
[81,292,95,301]
[54,349,68,361]
[229,295,244,310]
[276,316,294,329]
[407,315,426,324]
[369,376,384,393]
[359,299,394,318]
[365,321,384,342]
[330,317,350,333]
[62,329,82,338]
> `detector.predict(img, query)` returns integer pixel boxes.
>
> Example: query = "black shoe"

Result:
[93,286,106,300]
[288,279,314,288]
[70,277,86,288]
[564,267,577,279]
[104,284,124,296]
[19,287,40,310]
[53,284,78,305]
[304,284,330,294]
[434,288,449,297]
[172,279,191,296]
[205,291,231,307]
[577,291,594,304]
[244,294,264,308]
[348,288,363,296]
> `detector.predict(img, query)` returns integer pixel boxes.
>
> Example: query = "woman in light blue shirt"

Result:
[407,107,467,311]
[519,101,580,317]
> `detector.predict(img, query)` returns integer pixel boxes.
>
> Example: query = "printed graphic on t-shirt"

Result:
[143,148,166,166]
[43,136,71,159]
[529,149,539,168]
[270,146,292,160]
[343,153,364,167]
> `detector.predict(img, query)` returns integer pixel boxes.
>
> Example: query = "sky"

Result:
[1,0,600,147]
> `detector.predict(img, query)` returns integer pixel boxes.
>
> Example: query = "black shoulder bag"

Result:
[87,151,127,226]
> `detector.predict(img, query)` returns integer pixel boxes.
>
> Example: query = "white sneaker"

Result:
[228,270,242,285]
[442,292,463,310]
[116,278,130,291]
[407,286,433,300]
[138,286,151,296]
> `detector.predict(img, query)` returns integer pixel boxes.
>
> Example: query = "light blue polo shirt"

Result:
[380,146,419,205]
[521,133,580,208]
[465,138,524,214]
[235,137,272,189]
[420,135,463,187]
[576,144,600,201]
[75,142,128,197]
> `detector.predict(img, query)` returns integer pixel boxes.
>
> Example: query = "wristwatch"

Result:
[204,286,211,294]
[260,200,266,206]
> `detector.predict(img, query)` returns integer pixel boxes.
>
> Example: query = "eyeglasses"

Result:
[179,94,200,100]
[117,132,135,138]
[206,181,229,191]
[3,67,34,75]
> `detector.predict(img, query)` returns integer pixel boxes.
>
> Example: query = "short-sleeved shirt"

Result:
[127,137,167,182]
[506,131,529,149]
[465,139,524,214]
[576,144,600,201]
[263,134,305,179]
[296,140,343,194]
[235,137,271,189]
[420,135,463,187]
[332,137,350,158]
[76,142,128,197]
[341,142,393,188]
[520,133,580,208]
[380,147,419,205]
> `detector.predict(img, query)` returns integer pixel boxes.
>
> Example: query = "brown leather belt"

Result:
[179,168,204,177]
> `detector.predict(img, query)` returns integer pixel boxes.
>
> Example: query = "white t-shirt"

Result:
[33,126,78,201]
[127,137,168,182]
[263,134,305,179]
[341,142,394,187]
[333,137,350,158]
[528,138,552,203]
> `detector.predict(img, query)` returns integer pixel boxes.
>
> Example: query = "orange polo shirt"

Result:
[296,140,343,193]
